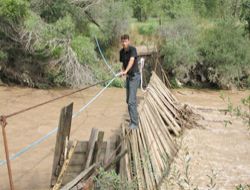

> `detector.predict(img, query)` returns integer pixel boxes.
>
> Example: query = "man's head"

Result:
[121,34,130,50]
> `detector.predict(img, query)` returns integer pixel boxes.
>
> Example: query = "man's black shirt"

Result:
[119,45,139,76]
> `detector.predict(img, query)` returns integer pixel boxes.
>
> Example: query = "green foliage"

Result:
[128,0,151,21]
[138,20,158,36]
[199,19,250,88]
[220,93,250,128]
[83,0,134,64]
[51,47,63,59]
[53,15,75,37]
[240,0,250,33]
[71,35,97,65]
[160,18,199,81]
[39,0,71,23]
[0,0,29,23]
[94,167,137,190]
[0,51,7,61]
[0,0,250,89]
[159,15,250,88]
[236,184,250,190]
[24,10,42,30]
[161,0,194,19]
[96,1,132,46]
[192,0,236,18]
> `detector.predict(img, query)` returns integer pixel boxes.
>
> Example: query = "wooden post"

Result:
[50,103,73,187]
[1,116,15,190]
[84,128,99,170]
[52,140,78,190]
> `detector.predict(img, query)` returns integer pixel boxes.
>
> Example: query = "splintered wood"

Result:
[119,72,197,190]
[50,72,197,190]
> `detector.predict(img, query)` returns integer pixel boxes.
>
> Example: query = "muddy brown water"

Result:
[0,86,249,190]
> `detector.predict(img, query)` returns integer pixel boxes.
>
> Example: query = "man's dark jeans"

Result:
[126,72,141,126]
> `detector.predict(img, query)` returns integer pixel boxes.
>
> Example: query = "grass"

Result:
[129,17,160,46]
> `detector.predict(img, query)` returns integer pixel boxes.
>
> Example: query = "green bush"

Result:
[160,18,200,83]
[53,15,75,37]
[0,0,29,23]
[241,0,250,34]
[160,17,250,89]
[39,0,71,23]
[94,167,137,190]
[199,19,250,88]
[95,1,132,46]
[71,35,97,66]
[0,51,7,65]
[138,21,158,36]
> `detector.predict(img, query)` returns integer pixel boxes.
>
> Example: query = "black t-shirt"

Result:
[119,45,139,76]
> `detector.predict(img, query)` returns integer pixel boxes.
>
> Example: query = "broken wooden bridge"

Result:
[50,72,197,190]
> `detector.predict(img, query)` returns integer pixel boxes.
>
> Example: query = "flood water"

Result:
[0,86,249,189]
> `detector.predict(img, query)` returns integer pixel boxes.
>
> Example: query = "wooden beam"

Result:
[93,131,104,164]
[52,140,78,190]
[60,164,97,190]
[84,128,99,170]
[50,103,73,187]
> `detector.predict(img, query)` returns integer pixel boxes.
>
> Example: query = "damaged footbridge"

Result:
[50,72,197,190]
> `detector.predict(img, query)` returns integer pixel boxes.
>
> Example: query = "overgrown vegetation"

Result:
[0,0,249,89]
[94,167,137,190]
[0,0,126,88]
[157,0,250,89]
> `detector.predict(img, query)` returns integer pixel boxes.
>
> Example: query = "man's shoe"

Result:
[129,123,138,129]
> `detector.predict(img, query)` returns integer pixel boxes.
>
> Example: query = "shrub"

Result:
[199,19,250,88]
[0,0,29,23]
[94,167,137,190]
[0,51,7,62]
[71,35,97,66]
[138,21,158,36]
[93,1,132,47]
[159,17,200,84]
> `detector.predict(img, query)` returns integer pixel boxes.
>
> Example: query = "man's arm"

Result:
[124,57,135,74]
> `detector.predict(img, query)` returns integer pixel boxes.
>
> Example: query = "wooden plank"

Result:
[121,122,132,182]
[136,120,155,190]
[73,141,88,153]
[104,139,111,165]
[84,128,99,170]
[98,142,107,166]
[139,107,163,184]
[104,134,117,166]
[52,140,78,190]
[146,96,177,157]
[138,110,158,189]
[68,153,87,166]
[103,149,128,171]
[50,103,73,187]
[93,131,104,164]
[131,129,145,190]
[115,134,122,173]
[60,164,97,190]
[144,101,173,160]
[148,90,181,135]
[119,127,126,181]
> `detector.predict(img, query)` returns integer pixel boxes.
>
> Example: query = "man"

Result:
[119,34,141,129]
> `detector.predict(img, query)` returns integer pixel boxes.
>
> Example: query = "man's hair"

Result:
[121,34,129,40]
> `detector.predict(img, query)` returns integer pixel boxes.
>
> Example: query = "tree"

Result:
[241,0,250,34]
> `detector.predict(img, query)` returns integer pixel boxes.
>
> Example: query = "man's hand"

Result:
[117,68,127,78]
[121,70,127,76]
